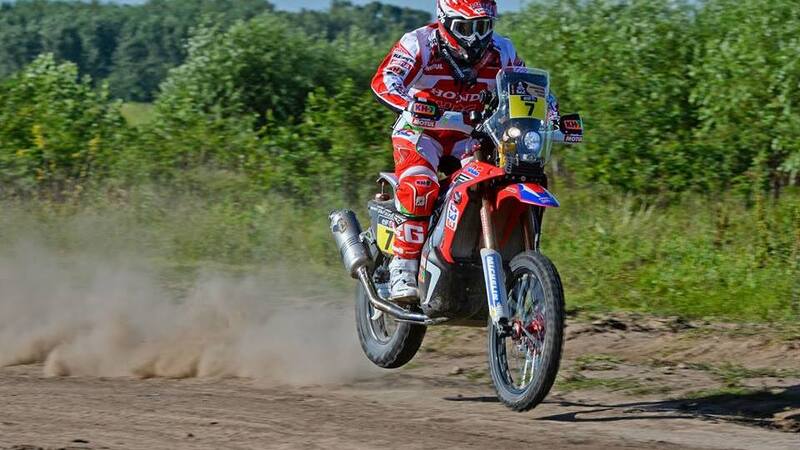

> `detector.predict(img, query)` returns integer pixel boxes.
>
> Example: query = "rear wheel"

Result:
[355,281,426,369]
[488,251,565,411]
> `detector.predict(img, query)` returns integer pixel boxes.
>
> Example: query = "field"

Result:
[2,184,797,322]
[1,310,798,449]
[1,0,799,447]
[2,184,797,447]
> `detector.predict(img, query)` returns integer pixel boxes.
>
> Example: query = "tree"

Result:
[0,54,124,195]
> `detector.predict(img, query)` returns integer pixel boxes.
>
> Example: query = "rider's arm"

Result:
[371,32,424,113]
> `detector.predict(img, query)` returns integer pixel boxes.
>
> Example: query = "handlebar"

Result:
[402,110,581,145]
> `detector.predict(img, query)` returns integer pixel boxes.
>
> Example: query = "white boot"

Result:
[388,258,419,302]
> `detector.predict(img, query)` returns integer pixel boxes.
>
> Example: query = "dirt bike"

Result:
[330,67,583,411]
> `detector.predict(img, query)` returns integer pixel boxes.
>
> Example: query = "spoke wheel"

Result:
[366,301,399,345]
[488,251,565,411]
[355,265,426,369]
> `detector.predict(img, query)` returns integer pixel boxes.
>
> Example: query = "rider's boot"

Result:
[388,257,419,303]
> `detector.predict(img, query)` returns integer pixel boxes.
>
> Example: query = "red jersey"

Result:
[371,24,525,115]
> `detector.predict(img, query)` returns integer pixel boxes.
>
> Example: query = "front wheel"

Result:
[488,251,565,411]
[355,283,426,369]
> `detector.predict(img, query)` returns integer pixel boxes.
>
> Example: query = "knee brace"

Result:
[395,167,440,217]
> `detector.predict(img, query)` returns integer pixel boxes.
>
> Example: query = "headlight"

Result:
[505,126,522,140]
[519,131,542,162]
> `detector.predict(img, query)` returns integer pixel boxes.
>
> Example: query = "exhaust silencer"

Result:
[329,210,370,278]
[329,210,443,326]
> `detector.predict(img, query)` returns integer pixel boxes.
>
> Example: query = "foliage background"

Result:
[0,0,798,321]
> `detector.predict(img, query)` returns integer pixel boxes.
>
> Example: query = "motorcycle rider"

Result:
[371,0,559,301]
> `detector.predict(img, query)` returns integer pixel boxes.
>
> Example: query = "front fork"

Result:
[479,189,511,328]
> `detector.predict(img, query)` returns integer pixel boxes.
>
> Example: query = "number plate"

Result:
[509,95,546,120]
[376,224,395,255]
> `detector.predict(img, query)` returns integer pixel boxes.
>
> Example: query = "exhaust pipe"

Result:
[329,210,442,326]
[329,209,371,279]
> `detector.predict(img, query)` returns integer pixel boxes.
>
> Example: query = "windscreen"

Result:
[484,68,554,165]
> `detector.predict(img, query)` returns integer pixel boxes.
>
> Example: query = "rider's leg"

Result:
[389,127,442,301]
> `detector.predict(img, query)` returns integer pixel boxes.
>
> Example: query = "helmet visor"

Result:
[449,18,494,41]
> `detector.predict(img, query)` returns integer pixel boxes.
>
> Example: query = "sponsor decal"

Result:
[391,52,415,64]
[387,66,409,76]
[430,88,482,103]
[564,133,583,143]
[336,218,347,233]
[466,165,482,177]
[510,80,546,99]
[388,82,409,95]
[415,197,426,207]
[393,127,417,138]
[453,172,473,185]
[398,223,426,244]
[519,184,558,206]
[411,117,436,128]
[411,102,437,116]
[482,252,504,320]
[563,119,582,131]
[378,215,395,228]
[445,202,459,230]
[395,60,413,70]
[486,257,500,306]
[527,85,547,98]
[414,178,432,187]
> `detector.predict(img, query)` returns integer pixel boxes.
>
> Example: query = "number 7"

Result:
[384,229,395,250]
[525,100,537,117]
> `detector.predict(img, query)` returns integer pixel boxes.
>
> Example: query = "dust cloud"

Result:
[0,241,378,384]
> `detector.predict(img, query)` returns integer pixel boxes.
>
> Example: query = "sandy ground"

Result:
[1,313,798,450]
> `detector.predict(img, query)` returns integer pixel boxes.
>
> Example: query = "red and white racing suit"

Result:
[371,24,542,261]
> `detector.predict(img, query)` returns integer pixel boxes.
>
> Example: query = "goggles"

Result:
[448,18,494,42]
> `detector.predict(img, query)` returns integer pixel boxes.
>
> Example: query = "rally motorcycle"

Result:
[330,68,583,411]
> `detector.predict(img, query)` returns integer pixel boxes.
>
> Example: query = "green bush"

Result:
[133,15,393,197]
[505,0,697,193]
[504,0,799,194]
[0,54,124,196]
[691,0,800,192]
[155,17,335,124]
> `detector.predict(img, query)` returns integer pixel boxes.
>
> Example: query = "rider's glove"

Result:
[405,99,441,128]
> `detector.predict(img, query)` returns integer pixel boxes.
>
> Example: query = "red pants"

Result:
[391,121,478,259]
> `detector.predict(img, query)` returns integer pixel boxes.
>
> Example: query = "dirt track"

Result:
[2,315,798,450]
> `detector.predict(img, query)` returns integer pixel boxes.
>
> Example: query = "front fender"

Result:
[496,183,560,209]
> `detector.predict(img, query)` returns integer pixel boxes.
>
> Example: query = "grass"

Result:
[543,186,800,322]
[574,354,625,371]
[705,364,800,386]
[0,182,347,297]
[463,368,489,382]
[1,182,797,323]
